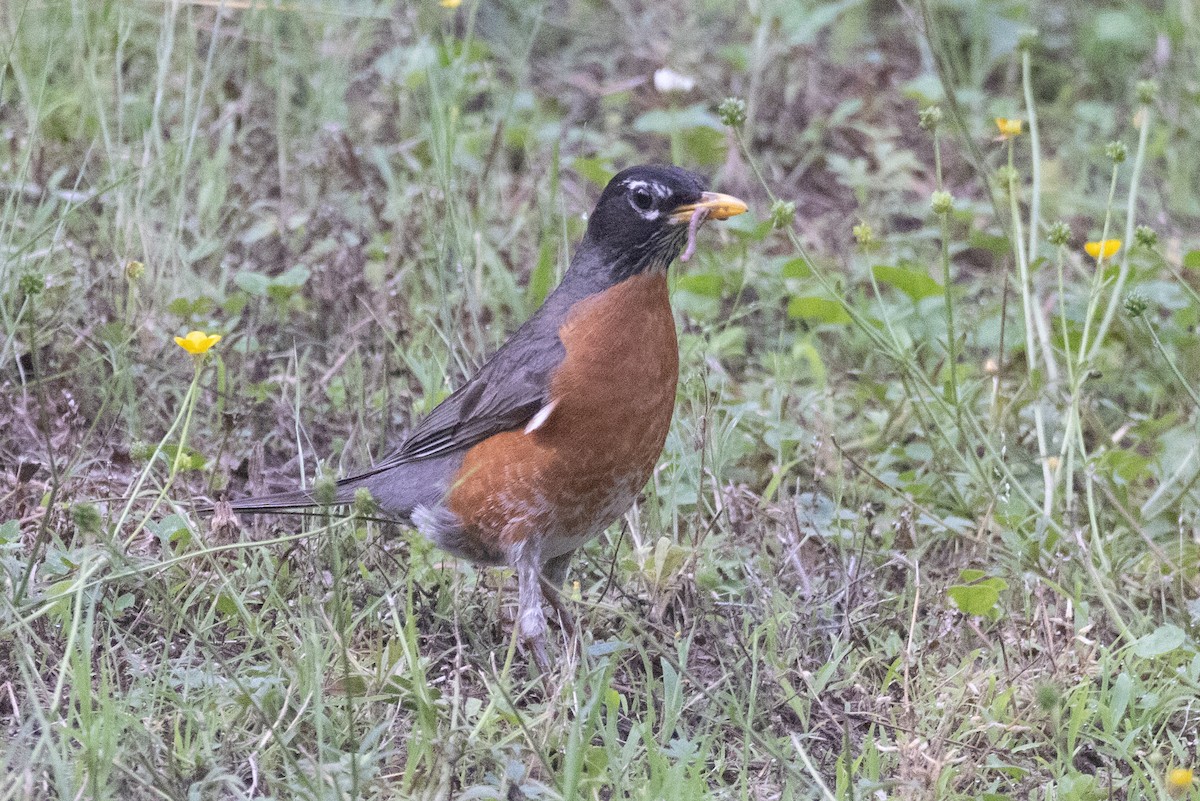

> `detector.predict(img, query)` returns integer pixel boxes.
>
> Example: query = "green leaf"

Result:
[215,592,239,617]
[235,271,271,296]
[782,257,812,278]
[901,73,946,104]
[167,296,215,318]
[571,157,614,188]
[1108,672,1132,729]
[187,237,221,264]
[967,228,1011,256]
[633,104,724,135]
[1099,448,1151,483]
[676,272,724,298]
[1183,250,1200,270]
[781,0,864,45]
[1092,10,1151,46]
[787,296,851,324]
[791,338,827,386]
[649,536,688,585]
[872,263,943,301]
[274,264,311,289]
[1131,624,1185,658]
[239,217,277,245]
[947,571,1008,618]
[947,584,1000,617]
[710,326,746,359]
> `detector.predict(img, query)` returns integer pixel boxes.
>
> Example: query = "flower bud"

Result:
[19,273,45,296]
[770,199,796,229]
[1047,221,1071,247]
[1136,80,1158,105]
[313,475,338,507]
[918,105,943,132]
[1123,293,1148,319]
[353,487,379,517]
[852,222,874,249]
[717,97,747,128]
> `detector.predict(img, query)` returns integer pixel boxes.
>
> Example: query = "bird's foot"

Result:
[519,605,552,673]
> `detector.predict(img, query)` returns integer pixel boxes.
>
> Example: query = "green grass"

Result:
[3,0,1200,798]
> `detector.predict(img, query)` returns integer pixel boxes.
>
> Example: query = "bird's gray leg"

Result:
[515,547,551,672]
[540,550,576,639]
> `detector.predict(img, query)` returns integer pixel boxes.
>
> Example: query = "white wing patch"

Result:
[524,400,558,434]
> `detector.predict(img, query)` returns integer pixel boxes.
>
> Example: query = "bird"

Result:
[209,165,747,668]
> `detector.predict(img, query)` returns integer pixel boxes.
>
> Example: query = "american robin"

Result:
[212,165,747,668]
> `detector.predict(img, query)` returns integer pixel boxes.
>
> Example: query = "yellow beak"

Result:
[671,191,749,223]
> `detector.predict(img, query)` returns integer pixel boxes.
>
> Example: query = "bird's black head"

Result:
[575,165,746,285]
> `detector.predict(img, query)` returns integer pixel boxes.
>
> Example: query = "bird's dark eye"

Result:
[631,189,655,211]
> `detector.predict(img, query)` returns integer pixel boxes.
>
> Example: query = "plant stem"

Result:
[1021,49,1058,387]
[1089,103,1153,359]
[1076,164,1122,366]
[1007,143,1055,516]
[933,129,960,421]
[1053,246,1079,515]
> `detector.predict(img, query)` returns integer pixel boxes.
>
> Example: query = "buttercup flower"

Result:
[1167,767,1194,798]
[995,118,1023,139]
[1084,239,1121,261]
[174,331,222,355]
[440,0,462,7]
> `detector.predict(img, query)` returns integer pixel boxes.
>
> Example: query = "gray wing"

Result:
[363,318,566,474]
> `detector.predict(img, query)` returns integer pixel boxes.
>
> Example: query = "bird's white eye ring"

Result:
[631,188,655,211]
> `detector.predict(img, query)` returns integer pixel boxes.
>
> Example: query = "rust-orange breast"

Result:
[445,273,679,559]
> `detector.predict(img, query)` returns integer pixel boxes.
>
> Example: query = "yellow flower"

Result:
[1167,768,1194,798]
[1084,239,1122,260]
[174,331,222,355]
[995,118,1023,139]
[440,0,461,7]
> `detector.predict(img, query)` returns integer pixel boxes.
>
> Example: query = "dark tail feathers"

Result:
[196,479,365,516]
[194,452,462,521]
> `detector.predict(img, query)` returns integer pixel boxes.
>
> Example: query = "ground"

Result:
[2,1,1199,799]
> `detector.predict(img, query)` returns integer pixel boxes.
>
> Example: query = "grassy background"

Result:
[3,0,1200,798]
